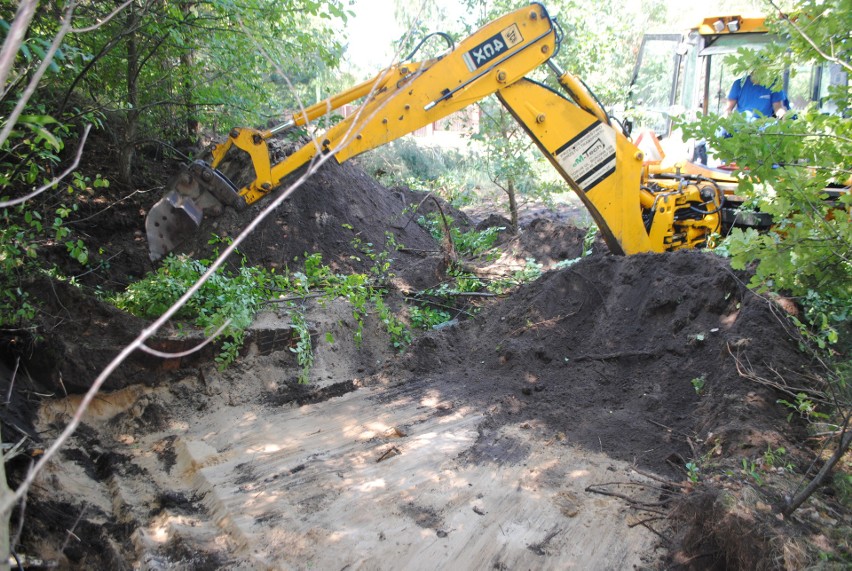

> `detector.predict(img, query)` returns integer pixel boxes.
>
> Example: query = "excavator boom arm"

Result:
[228,4,558,205]
[147,2,722,260]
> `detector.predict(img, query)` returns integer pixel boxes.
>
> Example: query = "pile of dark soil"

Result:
[1,159,477,403]
[0,276,157,437]
[383,250,838,568]
[174,149,480,293]
[502,217,595,264]
[395,250,812,475]
[181,163,442,271]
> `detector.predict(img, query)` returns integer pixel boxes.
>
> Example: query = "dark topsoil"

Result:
[2,151,847,569]
[397,249,810,472]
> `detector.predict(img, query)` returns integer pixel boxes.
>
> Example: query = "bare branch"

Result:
[138,319,232,359]
[0,0,37,93]
[9,490,26,556]
[0,0,436,521]
[0,436,28,464]
[3,356,20,406]
[768,0,852,74]
[67,186,161,225]
[58,503,86,554]
[0,89,361,517]
[784,412,852,515]
[58,11,148,115]
[0,2,76,151]
[70,0,134,33]
[585,484,671,509]
[727,342,829,404]
[0,426,9,562]
[0,124,92,208]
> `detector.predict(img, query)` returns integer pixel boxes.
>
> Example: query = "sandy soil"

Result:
[36,304,665,569]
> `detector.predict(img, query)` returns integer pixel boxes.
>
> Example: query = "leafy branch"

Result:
[767,0,852,74]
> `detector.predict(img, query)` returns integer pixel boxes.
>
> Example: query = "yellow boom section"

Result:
[497,78,653,254]
[193,3,720,256]
[211,4,556,205]
[498,77,720,254]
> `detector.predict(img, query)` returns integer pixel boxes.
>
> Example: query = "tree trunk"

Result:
[0,427,9,566]
[507,178,518,234]
[784,415,852,516]
[180,2,198,143]
[119,5,140,185]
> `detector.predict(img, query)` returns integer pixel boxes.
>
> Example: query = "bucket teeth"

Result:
[144,161,247,261]
[145,191,203,261]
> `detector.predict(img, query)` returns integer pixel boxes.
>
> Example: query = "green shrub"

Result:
[113,252,278,368]
[409,306,453,330]
[1,108,108,329]
[113,236,412,373]
[416,212,503,257]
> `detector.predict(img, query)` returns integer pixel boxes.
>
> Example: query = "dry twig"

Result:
[727,343,828,403]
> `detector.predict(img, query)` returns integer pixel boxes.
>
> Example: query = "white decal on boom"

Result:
[556,122,617,192]
[471,39,506,65]
[462,24,524,72]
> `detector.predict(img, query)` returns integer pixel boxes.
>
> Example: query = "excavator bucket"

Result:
[146,160,246,261]
[145,190,203,262]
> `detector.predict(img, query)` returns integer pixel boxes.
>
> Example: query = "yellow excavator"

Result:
[146,3,728,261]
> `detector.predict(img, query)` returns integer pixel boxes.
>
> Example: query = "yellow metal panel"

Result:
[496,79,660,254]
[267,4,556,187]
[696,16,767,35]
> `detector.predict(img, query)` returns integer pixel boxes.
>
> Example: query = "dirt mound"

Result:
[53,150,478,296]
[395,250,812,476]
[501,217,594,266]
[1,158,473,405]
[0,277,161,401]
[176,158,472,293]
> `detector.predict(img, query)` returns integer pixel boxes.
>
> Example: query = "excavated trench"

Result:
[28,299,670,569]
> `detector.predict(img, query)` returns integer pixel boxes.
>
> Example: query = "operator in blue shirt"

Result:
[724,74,788,120]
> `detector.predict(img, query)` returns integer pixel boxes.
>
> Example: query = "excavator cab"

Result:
[627,14,849,232]
[628,15,848,151]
